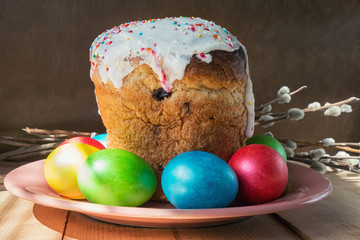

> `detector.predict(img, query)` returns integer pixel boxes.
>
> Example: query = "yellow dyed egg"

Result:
[44,143,99,199]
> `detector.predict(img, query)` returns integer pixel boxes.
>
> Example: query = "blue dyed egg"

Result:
[92,133,107,148]
[161,151,238,209]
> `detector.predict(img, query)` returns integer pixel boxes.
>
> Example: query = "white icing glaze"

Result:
[195,53,212,63]
[90,17,254,137]
[244,77,255,138]
[237,44,255,138]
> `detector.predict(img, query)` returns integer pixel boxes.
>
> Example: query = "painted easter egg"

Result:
[161,151,238,209]
[229,144,288,204]
[59,136,105,150]
[44,143,100,199]
[77,149,157,207]
[92,133,107,148]
[246,135,287,162]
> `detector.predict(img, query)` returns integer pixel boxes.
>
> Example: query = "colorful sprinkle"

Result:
[90,16,244,94]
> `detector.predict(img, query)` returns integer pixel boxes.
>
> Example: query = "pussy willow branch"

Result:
[317,155,360,160]
[279,139,360,148]
[255,86,307,112]
[254,114,288,126]
[303,97,359,112]
[288,156,360,174]
[279,139,360,154]
[255,97,360,126]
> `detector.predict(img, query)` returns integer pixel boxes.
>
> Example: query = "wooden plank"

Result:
[0,191,66,240]
[277,171,360,240]
[62,211,300,240]
[174,215,301,240]
[63,211,177,240]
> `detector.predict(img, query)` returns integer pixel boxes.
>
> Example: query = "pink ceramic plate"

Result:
[4,160,331,228]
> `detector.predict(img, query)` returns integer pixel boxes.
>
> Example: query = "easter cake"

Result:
[89,17,255,201]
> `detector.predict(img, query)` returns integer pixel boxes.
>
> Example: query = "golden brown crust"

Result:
[92,49,248,201]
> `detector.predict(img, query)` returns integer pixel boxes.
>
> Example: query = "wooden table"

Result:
[0,160,359,240]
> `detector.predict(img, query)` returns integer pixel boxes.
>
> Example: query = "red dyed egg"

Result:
[229,144,288,204]
[59,137,105,150]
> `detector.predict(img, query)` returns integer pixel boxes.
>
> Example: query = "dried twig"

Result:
[0,127,97,161]
[0,138,33,147]
[335,146,360,154]
[23,127,93,138]
[1,136,60,143]
[0,142,60,161]
[3,150,54,161]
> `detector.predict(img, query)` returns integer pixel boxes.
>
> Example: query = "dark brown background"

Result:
[1,0,359,151]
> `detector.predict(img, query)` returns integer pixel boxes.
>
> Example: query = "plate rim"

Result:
[4,159,332,222]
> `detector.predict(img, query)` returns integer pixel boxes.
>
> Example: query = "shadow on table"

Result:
[32,204,262,240]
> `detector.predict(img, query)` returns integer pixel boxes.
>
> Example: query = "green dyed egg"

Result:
[77,149,157,207]
[246,135,287,162]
